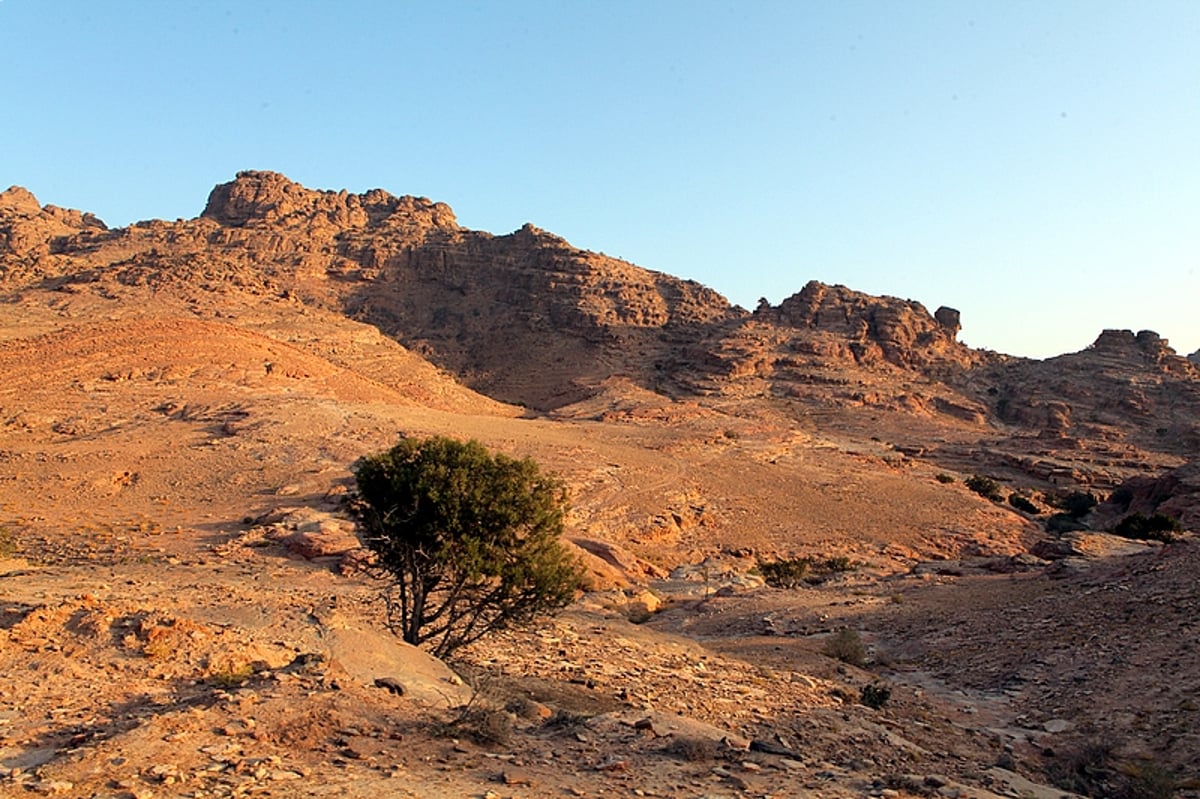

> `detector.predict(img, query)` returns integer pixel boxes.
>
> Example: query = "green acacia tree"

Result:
[352,436,585,658]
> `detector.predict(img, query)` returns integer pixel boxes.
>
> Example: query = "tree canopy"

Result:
[352,436,585,658]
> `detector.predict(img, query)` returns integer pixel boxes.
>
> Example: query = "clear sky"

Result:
[3,1,1197,359]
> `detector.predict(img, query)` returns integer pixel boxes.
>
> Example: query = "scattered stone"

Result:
[501,769,534,786]
[749,739,803,758]
[373,677,406,696]
[711,766,750,790]
[36,780,74,795]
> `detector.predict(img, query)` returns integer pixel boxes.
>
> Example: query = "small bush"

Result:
[860,682,891,709]
[760,555,859,587]
[1048,739,1115,797]
[666,735,718,762]
[1113,512,1182,543]
[935,473,956,484]
[965,474,1004,502]
[452,706,514,746]
[0,528,16,558]
[208,664,254,688]
[1122,762,1180,799]
[1047,739,1179,799]
[1059,490,1098,518]
[1008,494,1040,515]
[758,557,811,589]
[822,555,855,573]
[824,628,866,667]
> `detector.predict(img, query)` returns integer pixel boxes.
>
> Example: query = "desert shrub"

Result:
[935,473,956,484]
[860,682,891,709]
[353,436,586,658]
[758,557,812,588]
[1059,490,1098,518]
[1048,739,1116,797]
[207,663,254,688]
[823,628,867,667]
[1047,740,1178,799]
[1008,493,1040,515]
[1121,762,1179,799]
[965,474,1004,502]
[666,735,719,762]
[0,528,16,558]
[1113,512,1181,543]
[760,555,859,587]
[822,555,855,573]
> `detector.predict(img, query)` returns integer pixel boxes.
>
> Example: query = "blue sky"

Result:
[3,1,1197,358]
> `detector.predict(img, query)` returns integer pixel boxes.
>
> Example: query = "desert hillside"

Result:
[1,173,1196,798]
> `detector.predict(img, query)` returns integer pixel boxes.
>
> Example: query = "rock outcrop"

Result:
[202,170,459,233]
[1090,328,1180,366]
[767,281,970,368]
[980,328,1200,450]
[1100,461,1200,532]
[0,186,107,277]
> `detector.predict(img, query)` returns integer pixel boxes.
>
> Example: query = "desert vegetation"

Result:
[1112,511,1182,543]
[1008,493,1039,514]
[756,555,859,588]
[823,628,867,667]
[965,474,1004,502]
[353,436,586,657]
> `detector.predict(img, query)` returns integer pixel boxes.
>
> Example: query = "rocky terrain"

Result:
[1,172,1197,798]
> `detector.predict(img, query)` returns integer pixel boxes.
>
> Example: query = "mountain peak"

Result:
[0,185,43,215]
[201,170,458,231]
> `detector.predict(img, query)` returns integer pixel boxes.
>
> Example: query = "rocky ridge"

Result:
[4,171,1199,490]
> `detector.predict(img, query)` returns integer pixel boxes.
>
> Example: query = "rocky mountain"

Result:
[4,171,1198,490]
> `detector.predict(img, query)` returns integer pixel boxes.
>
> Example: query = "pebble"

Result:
[502,769,534,785]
